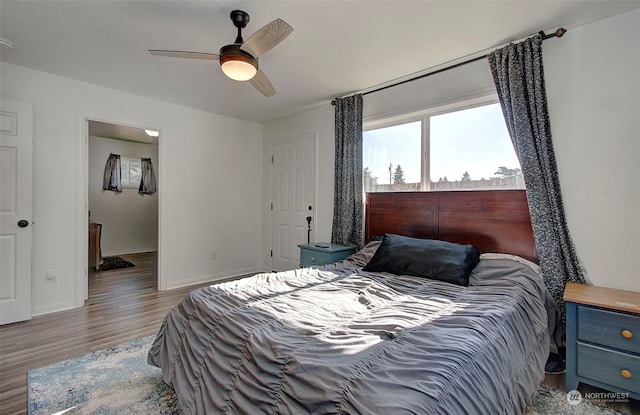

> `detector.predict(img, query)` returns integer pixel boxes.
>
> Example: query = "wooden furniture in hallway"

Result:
[88,222,102,270]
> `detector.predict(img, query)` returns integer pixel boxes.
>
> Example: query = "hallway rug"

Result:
[98,256,135,271]
[28,336,628,415]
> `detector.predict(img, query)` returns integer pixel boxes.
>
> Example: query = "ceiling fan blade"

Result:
[240,18,293,58]
[250,69,276,97]
[148,50,220,61]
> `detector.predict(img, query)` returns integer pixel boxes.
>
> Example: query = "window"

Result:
[120,157,142,188]
[363,98,524,192]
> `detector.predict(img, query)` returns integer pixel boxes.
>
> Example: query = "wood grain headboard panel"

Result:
[365,190,537,262]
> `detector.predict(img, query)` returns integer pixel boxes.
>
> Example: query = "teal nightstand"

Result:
[564,283,640,400]
[298,243,356,267]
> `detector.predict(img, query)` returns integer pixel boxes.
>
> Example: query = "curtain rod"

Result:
[331,27,566,105]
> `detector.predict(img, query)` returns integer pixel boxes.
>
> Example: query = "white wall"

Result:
[89,136,158,255]
[362,59,496,120]
[1,62,264,316]
[264,8,640,292]
[544,9,640,291]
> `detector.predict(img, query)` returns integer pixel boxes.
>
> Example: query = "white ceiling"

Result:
[89,120,158,144]
[1,1,639,125]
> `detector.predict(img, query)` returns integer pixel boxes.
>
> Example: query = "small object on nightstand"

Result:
[564,283,640,400]
[298,243,355,267]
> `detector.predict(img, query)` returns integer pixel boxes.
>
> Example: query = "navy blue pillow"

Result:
[362,234,480,286]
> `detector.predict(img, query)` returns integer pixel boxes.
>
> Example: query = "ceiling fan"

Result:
[149,10,292,97]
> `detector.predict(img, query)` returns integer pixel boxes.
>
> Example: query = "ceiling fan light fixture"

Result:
[219,44,257,81]
[221,58,257,81]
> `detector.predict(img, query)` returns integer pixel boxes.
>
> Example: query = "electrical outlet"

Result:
[46,270,57,282]
[210,250,217,260]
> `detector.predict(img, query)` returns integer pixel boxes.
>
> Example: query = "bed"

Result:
[149,190,556,414]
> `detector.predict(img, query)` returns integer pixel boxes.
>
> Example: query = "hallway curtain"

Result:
[139,157,157,194]
[102,153,122,192]
[488,35,586,326]
[331,94,364,249]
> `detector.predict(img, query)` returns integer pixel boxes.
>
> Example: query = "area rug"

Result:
[98,256,135,271]
[28,336,179,415]
[28,336,628,415]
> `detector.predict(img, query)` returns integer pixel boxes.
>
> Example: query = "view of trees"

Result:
[392,165,406,184]
[493,166,522,179]
[364,164,523,191]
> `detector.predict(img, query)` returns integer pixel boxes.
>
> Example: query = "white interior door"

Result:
[0,99,33,325]
[271,135,315,271]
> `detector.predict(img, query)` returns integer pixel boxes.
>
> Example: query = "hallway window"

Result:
[121,158,142,188]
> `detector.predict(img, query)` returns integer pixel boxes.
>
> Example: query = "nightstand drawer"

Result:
[300,249,332,266]
[578,342,640,394]
[578,306,640,353]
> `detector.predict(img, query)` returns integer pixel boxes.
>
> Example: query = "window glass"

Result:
[363,121,421,192]
[121,159,130,185]
[120,158,142,188]
[363,100,524,192]
[430,103,523,190]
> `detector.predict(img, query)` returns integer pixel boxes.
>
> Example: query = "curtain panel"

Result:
[488,35,586,326]
[139,157,157,194]
[332,94,364,249]
[102,153,122,192]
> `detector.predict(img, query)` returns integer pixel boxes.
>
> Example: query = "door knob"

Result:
[17,219,29,228]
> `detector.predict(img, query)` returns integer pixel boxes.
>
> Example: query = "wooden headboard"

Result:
[365,190,538,263]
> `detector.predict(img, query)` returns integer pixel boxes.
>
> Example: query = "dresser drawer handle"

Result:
[621,329,633,339]
[311,256,316,262]
[621,369,633,379]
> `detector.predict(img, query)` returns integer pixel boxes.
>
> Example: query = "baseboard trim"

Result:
[164,267,265,291]
[32,300,78,317]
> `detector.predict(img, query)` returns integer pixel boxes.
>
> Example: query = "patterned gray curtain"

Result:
[488,35,586,325]
[331,94,364,249]
[139,157,157,194]
[102,153,122,192]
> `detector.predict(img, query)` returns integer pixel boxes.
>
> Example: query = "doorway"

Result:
[270,134,316,271]
[86,120,159,300]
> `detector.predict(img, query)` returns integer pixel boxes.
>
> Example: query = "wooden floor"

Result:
[1,252,638,414]
[88,252,159,302]
[0,252,213,415]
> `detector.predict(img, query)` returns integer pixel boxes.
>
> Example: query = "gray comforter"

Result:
[148,247,552,415]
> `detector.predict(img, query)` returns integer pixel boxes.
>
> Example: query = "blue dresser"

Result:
[564,283,640,400]
[298,243,355,267]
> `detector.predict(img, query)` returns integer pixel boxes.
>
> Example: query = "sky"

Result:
[363,103,520,184]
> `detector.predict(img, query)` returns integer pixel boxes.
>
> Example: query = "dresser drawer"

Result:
[578,306,640,353]
[300,249,332,266]
[577,342,640,394]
